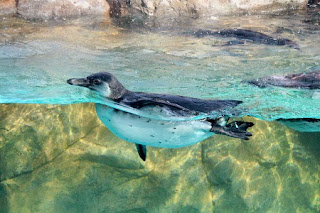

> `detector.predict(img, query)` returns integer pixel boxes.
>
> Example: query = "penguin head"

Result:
[67,72,127,100]
[278,38,300,50]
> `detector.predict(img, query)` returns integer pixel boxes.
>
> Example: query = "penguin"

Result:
[246,71,320,89]
[245,71,320,132]
[67,72,254,160]
[192,29,300,49]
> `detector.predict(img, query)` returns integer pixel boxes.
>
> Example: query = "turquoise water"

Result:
[0,13,319,121]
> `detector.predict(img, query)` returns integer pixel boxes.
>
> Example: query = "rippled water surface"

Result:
[1,11,319,120]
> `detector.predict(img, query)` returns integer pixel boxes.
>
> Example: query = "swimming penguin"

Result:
[246,71,320,89]
[245,71,320,132]
[67,72,254,161]
[192,29,300,49]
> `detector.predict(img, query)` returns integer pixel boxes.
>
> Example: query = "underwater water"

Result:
[0,9,319,212]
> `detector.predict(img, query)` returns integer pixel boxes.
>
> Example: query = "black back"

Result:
[119,91,242,115]
[193,29,299,48]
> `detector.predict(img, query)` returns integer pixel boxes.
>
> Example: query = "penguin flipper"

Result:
[136,144,147,161]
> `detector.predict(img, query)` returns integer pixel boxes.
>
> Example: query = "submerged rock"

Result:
[0,103,319,212]
[17,0,110,19]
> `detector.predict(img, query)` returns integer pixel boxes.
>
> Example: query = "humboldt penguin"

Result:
[246,71,320,132]
[193,29,300,49]
[67,72,254,161]
[246,71,320,89]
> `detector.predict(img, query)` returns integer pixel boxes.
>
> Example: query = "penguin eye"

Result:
[93,79,101,84]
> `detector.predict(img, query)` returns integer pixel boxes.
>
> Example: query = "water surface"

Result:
[1,12,319,120]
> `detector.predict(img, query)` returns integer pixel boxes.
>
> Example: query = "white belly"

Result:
[95,104,214,148]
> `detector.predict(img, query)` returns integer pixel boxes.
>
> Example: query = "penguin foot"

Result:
[226,121,254,131]
[210,121,254,140]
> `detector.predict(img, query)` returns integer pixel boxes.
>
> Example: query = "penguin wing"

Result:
[122,93,242,114]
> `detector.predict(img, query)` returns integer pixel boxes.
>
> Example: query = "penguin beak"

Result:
[67,78,91,87]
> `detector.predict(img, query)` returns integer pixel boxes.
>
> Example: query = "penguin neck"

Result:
[107,81,129,100]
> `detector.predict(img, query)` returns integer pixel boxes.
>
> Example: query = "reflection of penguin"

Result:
[67,72,254,161]
[277,118,320,132]
[193,29,300,49]
[246,71,320,89]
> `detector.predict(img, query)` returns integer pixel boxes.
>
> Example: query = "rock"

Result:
[201,117,320,212]
[17,0,110,19]
[308,0,320,7]
[0,0,310,19]
[113,0,308,18]
[0,104,319,212]
[0,0,16,15]
[0,103,101,181]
